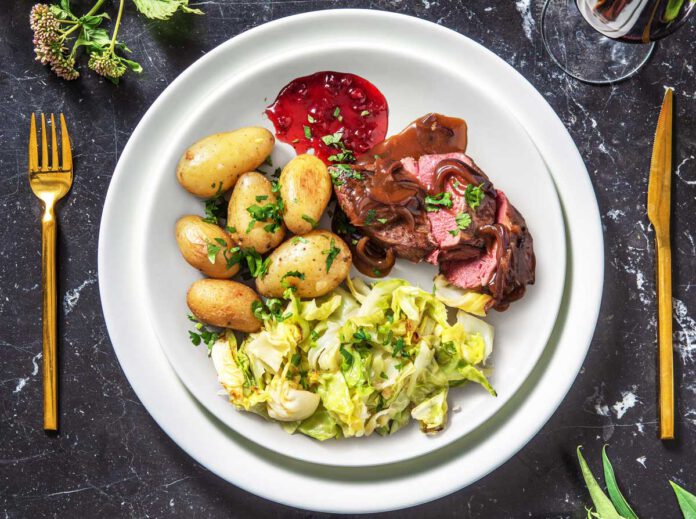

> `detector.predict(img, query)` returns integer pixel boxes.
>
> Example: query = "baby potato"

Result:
[187,279,262,332]
[176,127,274,198]
[279,154,331,235]
[256,230,352,298]
[227,172,285,254]
[175,216,240,279]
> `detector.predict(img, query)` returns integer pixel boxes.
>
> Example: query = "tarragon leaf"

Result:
[602,446,638,519]
[577,446,623,519]
[670,481,696,519]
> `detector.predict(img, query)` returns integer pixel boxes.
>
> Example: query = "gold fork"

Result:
[28,113,73,431]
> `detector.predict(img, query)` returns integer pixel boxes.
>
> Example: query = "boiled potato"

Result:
[175,216,240,279]
[279,154,331,235]
[176,127,274,197]
[187,279,262,332]
[256,230,352,298]
[227,172,285,254]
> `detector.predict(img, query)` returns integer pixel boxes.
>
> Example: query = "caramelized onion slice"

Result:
[353,237,396,278]
[432,159,492,195]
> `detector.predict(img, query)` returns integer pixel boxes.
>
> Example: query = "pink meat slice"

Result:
[441,189,512,291]
[404,152,473,264]
[441,245,498,290]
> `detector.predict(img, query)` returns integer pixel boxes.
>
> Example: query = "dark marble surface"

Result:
[2,0,696,517]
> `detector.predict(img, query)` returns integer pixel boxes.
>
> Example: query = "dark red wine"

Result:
[578,0,694,42]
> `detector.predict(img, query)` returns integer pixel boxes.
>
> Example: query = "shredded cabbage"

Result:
[210,277,496,439]
[433,274,493,316]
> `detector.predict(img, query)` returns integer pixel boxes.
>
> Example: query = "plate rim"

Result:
[98,9,604,513]
[136,40,567,466]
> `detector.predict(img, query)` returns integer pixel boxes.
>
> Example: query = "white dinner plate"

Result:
[138,21,565,466]
[99,10,603,512]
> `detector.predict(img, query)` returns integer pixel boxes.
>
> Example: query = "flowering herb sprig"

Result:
[30,0,202,82]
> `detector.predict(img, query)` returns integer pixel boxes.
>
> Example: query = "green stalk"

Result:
[60,0,109,40]
[109,0,126,52]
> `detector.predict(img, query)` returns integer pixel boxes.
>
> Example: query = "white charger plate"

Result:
[99,10,603,513]
[139,34,565,466]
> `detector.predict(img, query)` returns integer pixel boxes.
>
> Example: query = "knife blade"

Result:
[647,87,674,440]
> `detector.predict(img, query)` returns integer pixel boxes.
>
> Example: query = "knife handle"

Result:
[656,234,674,440]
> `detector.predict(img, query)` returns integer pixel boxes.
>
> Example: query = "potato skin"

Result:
[256,230,352,298]
[279,154,331,235]
[227,172,285,254]
[176,127,274,198]
[187,279,262,332]
[175,216,240,279]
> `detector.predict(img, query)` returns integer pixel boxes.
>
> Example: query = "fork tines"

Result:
[29,113,72,173]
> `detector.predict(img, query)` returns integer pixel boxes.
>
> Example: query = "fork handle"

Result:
[656,233,674,440]
[41,201,58,431]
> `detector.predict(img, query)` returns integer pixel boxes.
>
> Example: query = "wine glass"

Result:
[541,0,695,84]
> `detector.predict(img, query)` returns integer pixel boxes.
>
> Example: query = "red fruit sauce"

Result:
[265,71,389,164]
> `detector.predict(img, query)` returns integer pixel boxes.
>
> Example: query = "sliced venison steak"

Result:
[330,113,535,311]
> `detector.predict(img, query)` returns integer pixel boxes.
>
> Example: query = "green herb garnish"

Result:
[302,214,318,228]
[464,184,485,210]
[360,110,370,116]
[187,314,218,356]
[303,125,312,139]
[449,212,472,236]
[364,209,377,225]
[322,238,341,272]
[353,328,371,342]
[280,270,305,289]
[424,192,453,212]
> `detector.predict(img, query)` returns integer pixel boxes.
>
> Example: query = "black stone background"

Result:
[1,1,695,517]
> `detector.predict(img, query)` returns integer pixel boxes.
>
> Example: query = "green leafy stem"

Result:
[578,445,696,518]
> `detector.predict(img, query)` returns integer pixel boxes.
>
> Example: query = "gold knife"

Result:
[647,88,674,440]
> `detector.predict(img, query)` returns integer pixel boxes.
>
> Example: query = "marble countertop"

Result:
[2,1,695,517]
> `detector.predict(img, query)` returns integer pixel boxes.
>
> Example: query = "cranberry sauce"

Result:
[265,71,388,163]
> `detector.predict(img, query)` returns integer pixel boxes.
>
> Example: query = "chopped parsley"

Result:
[330,168,345,186]
[252,298,291,322]
[322,131,356,163]
[264,155,273,167]
[424,192,453,212]
[372,269,382,277]
[340,346,354,369]
[364,209,377,225]
[321,132,343,146]
[391,337,406,357]
[302,214,318,228]
[303,125,312,139]
[291,236,309,245]
[449,212,473,236]
[245,195,283,234]
[353,327,372,342]
[307,114,316,123]
[226,225,237,234]
[377,218,388,224]
[333,106,342,120]
[280,270,305,289]
[205,237,228,264]
[360,110,370,117]
[243,248,271,278]
[333,210,356,236]
[201,182,226,224]
[464,184,485,210]
[187,314,218,356]
[322,238,341,272]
